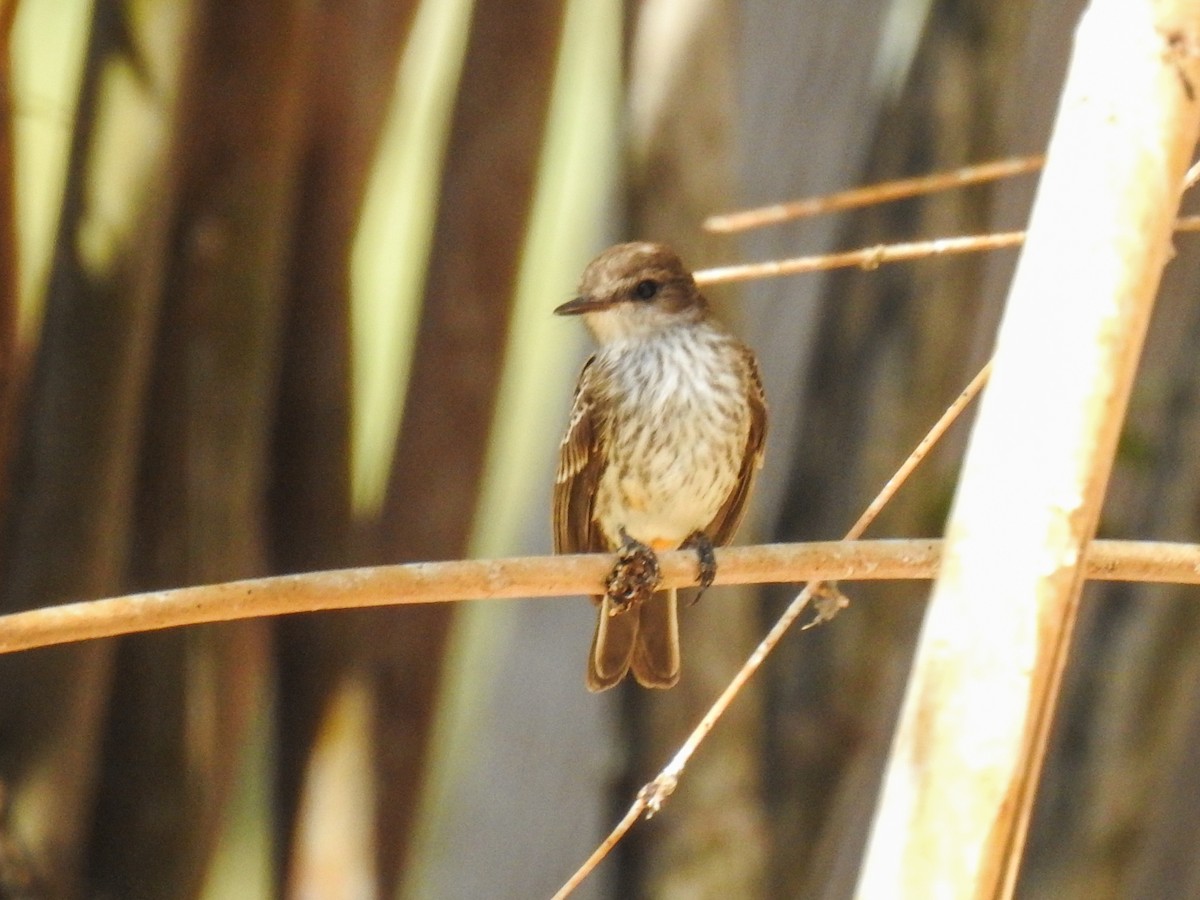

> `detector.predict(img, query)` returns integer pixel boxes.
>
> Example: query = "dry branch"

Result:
[694,214,1200,288]
[693,232,1026,285]
[702,155,1044,232]
[0,540,1196,656]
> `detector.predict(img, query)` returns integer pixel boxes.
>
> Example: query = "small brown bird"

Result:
[553,242,767,691]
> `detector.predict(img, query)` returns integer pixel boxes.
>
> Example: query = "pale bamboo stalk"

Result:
[856,2,1200,898]
[0,540,1197,656]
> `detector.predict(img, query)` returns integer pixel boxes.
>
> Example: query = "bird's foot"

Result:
[605,529,662,616]
[681,531,717,606]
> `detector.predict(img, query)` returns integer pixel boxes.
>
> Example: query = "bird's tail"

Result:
[586,589,680,692]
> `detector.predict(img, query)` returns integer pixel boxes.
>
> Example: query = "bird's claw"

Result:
[682,531,717,606]
[605,529,661,615]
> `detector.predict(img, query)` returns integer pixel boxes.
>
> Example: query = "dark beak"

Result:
[554,295,612,316]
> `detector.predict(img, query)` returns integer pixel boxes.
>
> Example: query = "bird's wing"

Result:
[704,348,768,546]
[554,357,608,554]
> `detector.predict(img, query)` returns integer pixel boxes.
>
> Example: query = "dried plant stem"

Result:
[848,360,992,538]
[0,541,899,654]
[0,539,1196,657]
[703,155,1044,233]
[693,231,1026,286]
[695,213,1200,288]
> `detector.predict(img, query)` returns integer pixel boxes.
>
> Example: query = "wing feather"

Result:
[554,357,608,555]
[703,348,768,546]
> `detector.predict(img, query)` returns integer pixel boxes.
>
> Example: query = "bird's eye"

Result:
[633,279,659,300]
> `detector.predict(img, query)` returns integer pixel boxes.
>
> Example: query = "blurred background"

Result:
[2,0,1200,897]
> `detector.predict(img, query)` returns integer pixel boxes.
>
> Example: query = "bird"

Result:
[553,242,767,691]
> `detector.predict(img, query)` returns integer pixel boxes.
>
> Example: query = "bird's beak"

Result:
[554,295,612,316]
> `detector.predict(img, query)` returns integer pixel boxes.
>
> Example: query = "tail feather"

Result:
[630,590,680,689]
[586,594,639,692]
[587,590,681,691]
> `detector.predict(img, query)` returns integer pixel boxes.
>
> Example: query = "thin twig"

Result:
[703,155,1045,233]
[849,360,993,539]
[694,216,1200,288]
[693,232,1026,286]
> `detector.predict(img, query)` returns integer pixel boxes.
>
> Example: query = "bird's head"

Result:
[554,242,707,343]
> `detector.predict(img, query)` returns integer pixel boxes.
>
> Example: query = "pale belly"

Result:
[593,343,750,549]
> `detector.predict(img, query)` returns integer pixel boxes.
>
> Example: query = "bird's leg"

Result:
[605,528,662,616]
[681,530,717,606]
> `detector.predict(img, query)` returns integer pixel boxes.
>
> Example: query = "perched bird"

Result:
[553,242,767,691]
